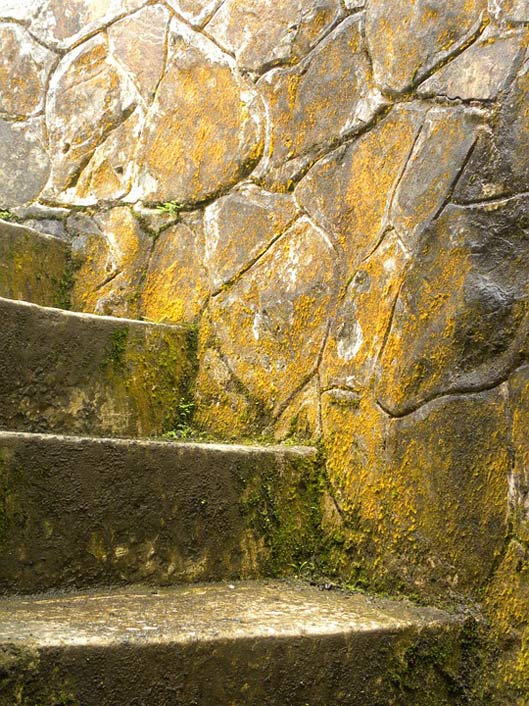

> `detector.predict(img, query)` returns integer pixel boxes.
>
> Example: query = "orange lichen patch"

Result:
[139,19,263,205]
[208,217,338,415]
[296,103,424,280]
[320,230,409,390]
[274,376,321,442]
[508,365,529,544]
[141,221,209,325]
[365,0,488,94]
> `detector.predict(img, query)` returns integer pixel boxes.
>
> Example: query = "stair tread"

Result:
[0,580,455,648]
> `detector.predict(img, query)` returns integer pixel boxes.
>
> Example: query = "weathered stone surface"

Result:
[136,18,263,206]
[489,0,529,24]
[0,221,70,307]
[365,0,488,94]
[209,217,337,413]
[108,4,169,103]
[454,56,529,202]
[207,0,342,74]
[274,376,321,441]
[508,365,529,543]
[320,231,409,390]
[418,26,527,100]
[391,106,483,248]
[376,196,529,417]
[29,0,147,50]
[296,103,424,278]
[70,207,151,318]
[0,24,55,118]
[141,220,209,324]
[0,118,50,207]
[204,184,298,291]
[44,34,137,201]
[0,0,37,21]
[167,0,223,26]
[255,15,384,188]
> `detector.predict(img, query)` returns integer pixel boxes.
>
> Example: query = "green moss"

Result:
[156,201,186,216]
[0,209,14,222]
[54,257,75,311]
[100,328,129,372]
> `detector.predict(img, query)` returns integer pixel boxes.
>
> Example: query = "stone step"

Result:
[0,580,472,706]
[0,431,318,594]
[0,297,195,438]
[0,219,71,308]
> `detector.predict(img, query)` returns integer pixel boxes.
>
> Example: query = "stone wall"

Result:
[1,0,529,701]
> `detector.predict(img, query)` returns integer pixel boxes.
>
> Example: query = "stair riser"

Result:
[0,434,318,593]
[0,625,465,706]
[0,298,194,438]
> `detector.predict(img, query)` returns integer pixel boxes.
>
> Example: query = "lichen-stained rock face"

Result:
[255,15,384,189]
[29,0,147,51]
[140,221,209,325]
[44,34,138,202]
[206,0,342,75]
[136,17,263,206]
[489,0,529,24]
[0,24,56,118]
[454,56,529,203]
[0,118,50,207]
[391,106,483,249]
[365,0,488,95]
[70,207,151,318]
[209,217,337,413]
[508,365,529,543]
[274,376,321,441]
[418,26,528,101]
[108,4,170,103]
[295,103,424,278]
[376,196,529,417]
[166,0,223,26]
[320,231,409,391]
[204,185,298,291]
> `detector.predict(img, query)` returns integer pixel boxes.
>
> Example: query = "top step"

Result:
[0,219,70,308]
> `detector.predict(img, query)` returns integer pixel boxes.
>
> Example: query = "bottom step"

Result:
[0,580,475,706]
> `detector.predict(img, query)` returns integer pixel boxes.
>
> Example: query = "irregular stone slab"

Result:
[29,0,147,50]
[0,23,56,118]
[207,0,342,74]
[136,18,263,206]
[365,0,487,94]
[108,4,170,103]
[255,15,384,188]
[141,220,209,324]
[209,217,337,413]
[376,196,529,417]
[204,184,298,291]
[70,207,152,318]
[0,220,70,307]
[391,106,483,248]
[418,27,527,100]
[320,231,409,390]
[454,57,529,202]
[166,0,223,26]
[44,34,138,201]
[0,433,317,593]
[0,580,469,706]
[296,103,424,278]
[0,297,194,438]
[0,118,50,207]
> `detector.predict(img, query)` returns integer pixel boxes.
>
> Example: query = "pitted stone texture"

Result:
[376,196,529,417]
[204,184,298,291]
[44,34,138,202]
[167,0,223,26]
[0,118,50,207]
[321,231,409,391]
[141,220,209,324]
[209,217,337,414]
[296,103,424,278]
[207,0,342,74]
[418,26,528,101]
[365,0,488,94]
[454,56,529,202]
[0,24,55,118]
[136,17,263,206]
[255,15,384,189]
[70,207,151,318]
[29,0,147,50]
[108,4,170,103]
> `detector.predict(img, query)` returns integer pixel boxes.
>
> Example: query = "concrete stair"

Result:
[0,218,476,705]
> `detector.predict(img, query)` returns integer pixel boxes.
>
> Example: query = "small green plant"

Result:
[0,209,14,221]
[156,201,185,216]
[163,399,196,440]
